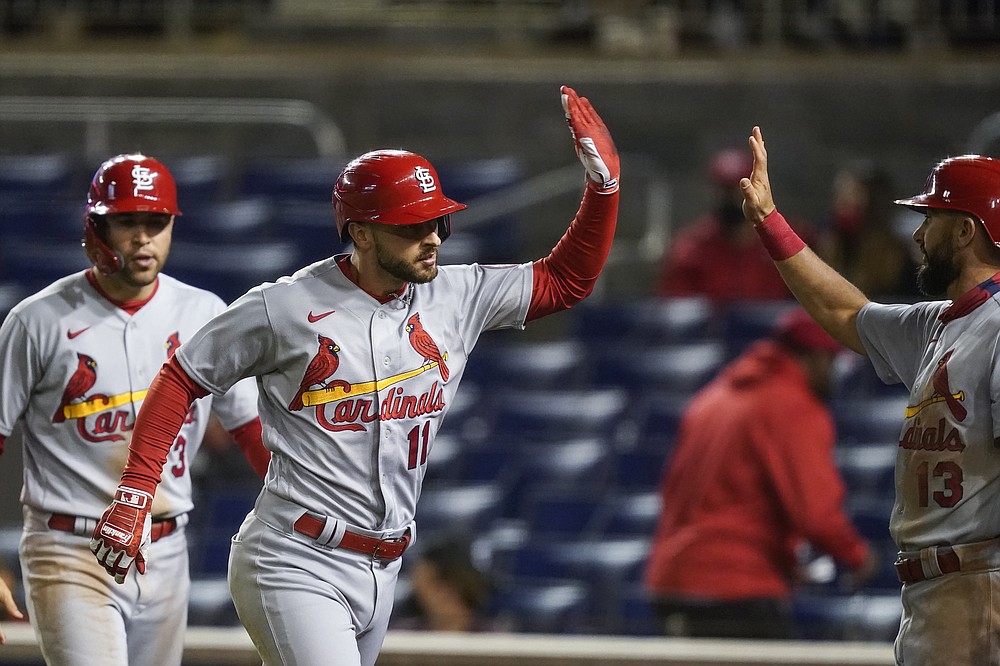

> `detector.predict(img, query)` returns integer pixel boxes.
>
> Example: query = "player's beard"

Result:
[916,245,959,297]
[374,241,438,284]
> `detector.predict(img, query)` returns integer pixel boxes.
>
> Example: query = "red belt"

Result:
[895,546,961,584]
[47,513,179,543]
[293,513,410,560]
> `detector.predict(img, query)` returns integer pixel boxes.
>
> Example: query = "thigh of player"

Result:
[896,570,1000,666]
[228,514,402,666]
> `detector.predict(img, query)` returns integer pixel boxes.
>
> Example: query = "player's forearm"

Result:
[757,210,869,354]
[120,357,208,495]
[526,186,619,321]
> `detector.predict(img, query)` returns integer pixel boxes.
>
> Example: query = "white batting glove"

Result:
[90,486,153,584]
[561,85,620,194]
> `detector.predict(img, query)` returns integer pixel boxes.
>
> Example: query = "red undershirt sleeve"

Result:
[0,433,5,458]
[120,357,209,496]
[527,184,619,322]
[229,417,269,479]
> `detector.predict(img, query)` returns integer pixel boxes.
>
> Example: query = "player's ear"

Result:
[348,221,372,248]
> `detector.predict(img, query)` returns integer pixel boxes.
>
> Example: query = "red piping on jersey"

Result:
[939,270,1000,324]
[527,184,619,321]
[86,269,159,315]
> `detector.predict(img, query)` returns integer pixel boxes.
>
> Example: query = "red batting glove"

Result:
[90,486,153,584]
[561,85,620,194]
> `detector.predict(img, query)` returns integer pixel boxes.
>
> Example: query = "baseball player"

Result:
[89,85,619,666]
[742,126,1000,664]
[0,154,268,666]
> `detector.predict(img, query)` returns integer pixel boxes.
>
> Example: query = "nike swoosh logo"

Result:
[307,310,335,323]
[67,327,91,339]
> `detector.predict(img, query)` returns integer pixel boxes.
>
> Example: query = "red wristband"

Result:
[755,209,806,261]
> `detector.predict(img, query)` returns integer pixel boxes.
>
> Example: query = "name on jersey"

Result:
[899,417,965,452]
[313,381,446,432]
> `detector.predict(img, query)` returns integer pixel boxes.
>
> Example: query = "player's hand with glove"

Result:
[561,85,619,194]
[90,486,153,584]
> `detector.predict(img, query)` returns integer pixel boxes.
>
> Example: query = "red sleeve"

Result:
[527,185,618,322]
[120,357,209,496]
[229,417,269,479]
[0,433,5,458]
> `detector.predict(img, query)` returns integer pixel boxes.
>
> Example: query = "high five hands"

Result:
[740,126,777,224]
[561,86,619,194]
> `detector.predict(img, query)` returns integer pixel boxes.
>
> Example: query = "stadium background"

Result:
[0,1,999,663]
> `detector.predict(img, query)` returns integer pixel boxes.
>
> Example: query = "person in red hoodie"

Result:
[644,308,877,639]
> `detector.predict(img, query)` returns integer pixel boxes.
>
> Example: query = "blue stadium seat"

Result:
[718,300,797,357]
[270,199,347,266]
[168,154,231,206]
[490,387,629,442]
[491,577,592,634]
[836,443,896,500]
[167,240,299,303]
[176,196,274,242]
[616,585,661,636]
[793,592,901,642]
[0,153,77,195]
[593,341,726,396]
[1,238,90,290]
[187,576,240,626]
[237,157,348,201]
[519,491,604,538]
[594,491,662,537]
[571,297,716,347]
[415,482,505,537]
[188,487,258,575]
[613,448,668,492]
[832,394,909,446]
[630,390,692,448]
[463,340,588,390]
[0,282,30,321]
[833,353,908,398]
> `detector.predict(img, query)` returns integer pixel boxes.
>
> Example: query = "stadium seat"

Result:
[593,340,726,398]
[463,339,588,390]
[237,157,348,201]
[793,592,901,642]
[836,443,896,499]
[571,297,716,347]
[0,282,29,321]
[593,491,662,537]
[832,394,909,446]
[167,240,299,303]
[491,577,592,634]
[187,576,240,626]
[513,437,615,495]
[630,390,692,448]
[270,199,347,266]
[616,585,661,636]
[718,300,798,357]
[415,482,505,537]
[833,353,907,398]
[613,448,668,492]
[0,153,77,196]
[519,491,604,538]
[176,196,274,242]
[188,487,258,575]
[490,387,629,442]
[1,238,91,291]
[168,154,231,206]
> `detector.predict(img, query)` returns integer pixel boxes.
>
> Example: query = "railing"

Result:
[0,96,346,162]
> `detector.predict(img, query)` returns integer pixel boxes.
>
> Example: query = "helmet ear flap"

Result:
[82,215,123,276]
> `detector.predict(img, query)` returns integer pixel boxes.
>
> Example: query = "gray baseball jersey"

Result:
[857,298,1000,551]
[176,255,531,532]
[0,270,259,520]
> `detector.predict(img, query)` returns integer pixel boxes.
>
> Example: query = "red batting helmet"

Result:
[333,149,467,243]
[894,155,1000,244]
[83,154,181,275]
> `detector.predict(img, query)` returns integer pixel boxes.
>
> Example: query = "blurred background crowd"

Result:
[0,0,999,644]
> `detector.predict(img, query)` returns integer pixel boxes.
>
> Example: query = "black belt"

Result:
[895,546,961,584]
[48,513,179,542]
[293,513,409,560]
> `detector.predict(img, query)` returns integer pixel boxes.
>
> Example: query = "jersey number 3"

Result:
[916,460,962,508]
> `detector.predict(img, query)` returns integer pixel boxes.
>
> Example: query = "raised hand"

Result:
[90,486,153,584]
[740,126,777,224]
[561,86,619,194]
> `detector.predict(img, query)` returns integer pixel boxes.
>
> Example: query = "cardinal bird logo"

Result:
[165,331,181,358]
[405,313,449,382]
[289,334,351,411]
[931,350,967,421]
[53,353,98,423]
